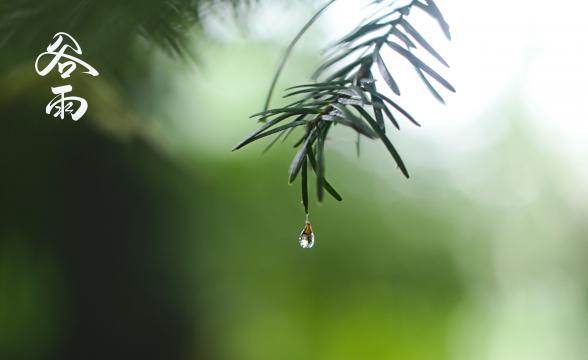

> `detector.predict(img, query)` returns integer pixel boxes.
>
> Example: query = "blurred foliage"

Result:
[0,89,464,360]
[0,0,255,67]
[0,0,257,141]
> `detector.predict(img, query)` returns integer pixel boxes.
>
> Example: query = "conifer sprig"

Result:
[234,0,454,214]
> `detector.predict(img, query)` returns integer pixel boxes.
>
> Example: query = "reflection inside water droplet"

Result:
[299,221,315,249]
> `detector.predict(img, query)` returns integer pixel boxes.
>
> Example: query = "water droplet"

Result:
[299,221,315,249]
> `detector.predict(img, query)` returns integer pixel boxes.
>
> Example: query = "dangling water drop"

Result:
[298,216,315,249]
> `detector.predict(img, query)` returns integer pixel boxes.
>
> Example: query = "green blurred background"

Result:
[1,1,588,359]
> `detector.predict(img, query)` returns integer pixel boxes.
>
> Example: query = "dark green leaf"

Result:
[286,80,351,90]
[307,147,343,202]
[337,22,389,45]
[321,56,367,81]
[373,103,385,132]
[380,100,400,129]
[284,87,343,98]
[315,41,375,77]
[262,114,306,153]
[415,66,445,104]
[361,106,410,178]
[425,0,451,40]
[401,19,448,67]
[250,106,320,118]
[387,41,455,92]
[332,103,377,138]
[289,130,316,184]
[233,119,307,151]
[392,28,416,48]
[348,85,370,104]
[352,105,378,129]
[301,155,309,213]
[414,0,451,40]
[233,112,299,150]
[370,89,420,127]
[316,122,331,202]
[374,52,401,95]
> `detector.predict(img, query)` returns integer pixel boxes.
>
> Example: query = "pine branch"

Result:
[234,0,455,214]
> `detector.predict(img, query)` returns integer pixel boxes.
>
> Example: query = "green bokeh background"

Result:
[2,1,588,360]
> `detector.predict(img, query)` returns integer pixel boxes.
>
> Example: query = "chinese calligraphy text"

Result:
[35,32,99,121]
